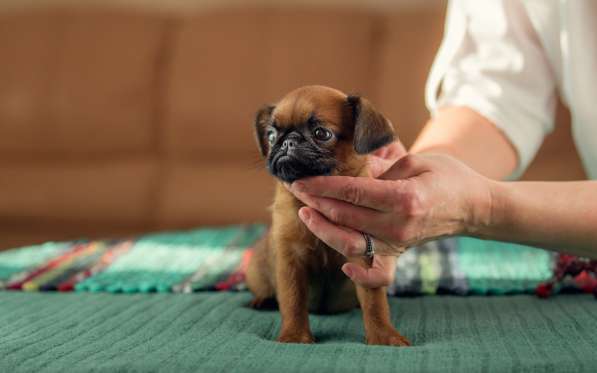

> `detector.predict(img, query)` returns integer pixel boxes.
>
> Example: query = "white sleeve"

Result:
[425,0,557,179]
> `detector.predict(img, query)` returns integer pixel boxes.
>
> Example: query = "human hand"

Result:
[317,140,406,288]
[366,140,407,178]
[289,153,493,287]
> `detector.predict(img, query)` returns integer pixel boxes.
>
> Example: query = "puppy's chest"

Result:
[309,239,345,271]
[287,238,343,274]
[271,185,346,269]
[273,215,344,270]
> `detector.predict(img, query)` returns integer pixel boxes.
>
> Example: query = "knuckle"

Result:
[388,184,404,210]
[328,206,345,223]
[391,226,410,244]
[309,196,322,209]
[342,238,361,257]
[342,182,361,205]
[379,272,393,286]
[400,188,424,218]
[328,207,340,222]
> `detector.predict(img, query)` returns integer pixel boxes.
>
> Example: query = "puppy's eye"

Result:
[313,127,333,141]
[266,127,278,144]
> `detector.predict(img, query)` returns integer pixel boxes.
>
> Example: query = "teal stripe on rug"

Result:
[176,224,266,293]
[456,237,554,294]
[75,225,265,293]
[0,242,71,287]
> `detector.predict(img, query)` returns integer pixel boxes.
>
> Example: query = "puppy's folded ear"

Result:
[347,95,395,154]
[254,104,275,157]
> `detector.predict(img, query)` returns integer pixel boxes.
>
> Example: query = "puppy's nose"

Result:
[282,139,297,150]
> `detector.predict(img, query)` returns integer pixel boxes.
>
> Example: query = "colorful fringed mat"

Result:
[0,224,556,295]
[0,225,265,293]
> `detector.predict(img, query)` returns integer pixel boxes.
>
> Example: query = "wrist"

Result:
[467,179,509,238]
[464,178,503,237]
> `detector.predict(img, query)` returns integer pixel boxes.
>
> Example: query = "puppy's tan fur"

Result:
[247,85,410,346]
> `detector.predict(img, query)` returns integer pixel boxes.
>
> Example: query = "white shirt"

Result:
[425,0,597,179]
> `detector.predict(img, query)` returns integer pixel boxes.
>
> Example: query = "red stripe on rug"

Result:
[214,249,254,291]
[6,243,90,290]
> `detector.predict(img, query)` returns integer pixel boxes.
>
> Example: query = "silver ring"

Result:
[362,232,375,258]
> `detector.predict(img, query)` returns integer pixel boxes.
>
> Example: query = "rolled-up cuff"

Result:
[432,93,547,180]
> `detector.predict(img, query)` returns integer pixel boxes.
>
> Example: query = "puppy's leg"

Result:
[351,258,410,346]
[276,251,314,343]
[246,237,276,309]
[320,271,359,314]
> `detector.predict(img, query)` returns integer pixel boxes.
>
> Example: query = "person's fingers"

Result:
[290,176,395,212]
[367,157,396,179]
[370,146,389,159]
[342,255,397,288]
[373,140,407,161]
[299,207,404,258]
[298,207,370,257]
[368,141,407,177]
[298,195,391,240]
[371,239,408,257]
[379,154,430,181]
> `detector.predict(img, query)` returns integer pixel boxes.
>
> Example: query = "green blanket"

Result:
[2,292,596,372]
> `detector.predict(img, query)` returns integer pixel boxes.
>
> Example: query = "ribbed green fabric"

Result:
[1,292,596,372]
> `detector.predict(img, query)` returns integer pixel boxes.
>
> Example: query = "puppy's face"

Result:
[254,85,394,183]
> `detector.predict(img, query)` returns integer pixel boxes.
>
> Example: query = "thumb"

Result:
[379,154,430,181]
[371,140,407,161]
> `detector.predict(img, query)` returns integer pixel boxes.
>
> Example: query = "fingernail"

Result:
[292,181,306,193]
[343,267,353,278]
[298,208,311,222]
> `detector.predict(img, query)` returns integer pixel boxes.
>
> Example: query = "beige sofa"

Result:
[0,0,585,249]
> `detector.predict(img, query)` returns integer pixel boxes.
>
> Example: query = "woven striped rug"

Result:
[0,224,556,295]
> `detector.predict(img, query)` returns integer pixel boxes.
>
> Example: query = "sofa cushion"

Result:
[375,8,446,147]
[0,8,164,154]
[163,8,377,157]
[0,159,157,223]
[156,160,273,227]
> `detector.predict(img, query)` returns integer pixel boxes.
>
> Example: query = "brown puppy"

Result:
[247,85,410,346]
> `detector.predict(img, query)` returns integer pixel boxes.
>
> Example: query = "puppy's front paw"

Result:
[277,329,315,344]
[249,298,265,309]
[366,329,411,347]
[249,297,277,310]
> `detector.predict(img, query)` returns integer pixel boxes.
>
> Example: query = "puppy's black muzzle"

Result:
[267,132,335,183]
[279,133,300,156]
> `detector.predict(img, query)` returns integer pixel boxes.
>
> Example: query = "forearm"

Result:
[479,181,597,258]
[403,107,597,258]
[410,106,518,180]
